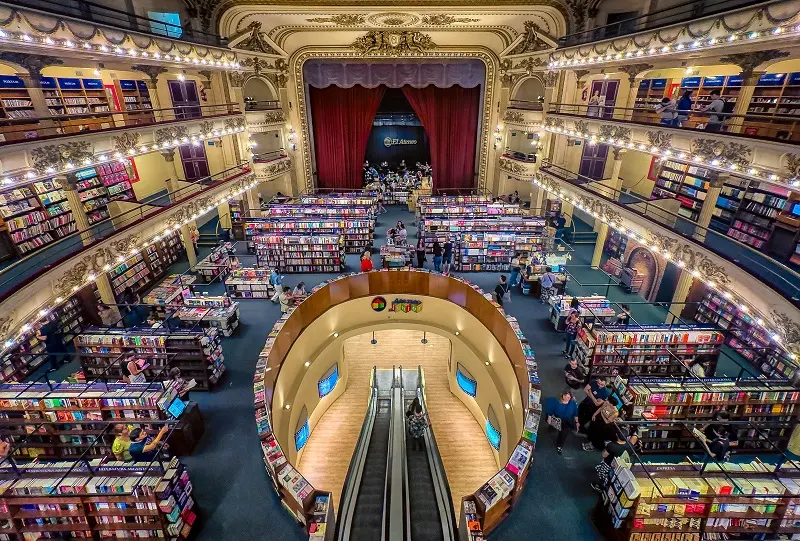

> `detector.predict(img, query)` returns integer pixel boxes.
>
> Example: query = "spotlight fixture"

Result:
[455,331,460,336]
[371,331,377,345]
[333,332,339,338]
[304,361,310,367]
[421,331,428,345]
[504,403,511,410]
[284,404,291,410]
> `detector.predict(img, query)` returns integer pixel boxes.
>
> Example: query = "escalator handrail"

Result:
[384,367,410,541]
[337,366,380,541]
[417,365,457,540]
[399,367,411,541]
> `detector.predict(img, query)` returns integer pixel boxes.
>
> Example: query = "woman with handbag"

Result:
[415,238,426,269]
[544,388,579,454]
[493,275,510,307]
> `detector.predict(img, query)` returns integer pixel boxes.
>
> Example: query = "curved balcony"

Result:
[538,159,800,306]
[0,162,251,303]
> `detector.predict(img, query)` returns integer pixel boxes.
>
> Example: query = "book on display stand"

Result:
[246,218,373,254]
[225,267,275,298]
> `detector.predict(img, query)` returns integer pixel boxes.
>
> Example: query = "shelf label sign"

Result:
[389,298,422,313]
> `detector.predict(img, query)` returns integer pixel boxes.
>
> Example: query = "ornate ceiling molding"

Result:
[307,15,366,25]
[719,50,790,83]
[0,52,63,80]
[421,15,480,25]
[503,111,525,123]
[350,30,436,55]
[230,22,282,55]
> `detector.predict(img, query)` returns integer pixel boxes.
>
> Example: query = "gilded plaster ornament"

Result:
[350,31,436,55]
[598,125,631,143]
[543,71,559,88]
[646,232,731,285]
[263,110,286,124]
[618,63,655,85]
[30,142,93,175]
[130,64,167,85]
[574,120,590,135]
[513,57,547,75]
[499,158,528,175]
[510,21,553,55]
[784,154,800,179]
[223,117,246,131]
[503,111,525,123]
[306,15,366,25]
[366,13,421,27]
[545,117,565,129]
[770,311,800,355]
[229,71,247,88]
[267,158,293,176]
[199,121,214,134]
[155,126,188,146]
[691,138,752,169]
[0,52,62,80]
[719,51,790,82]
[112,133,141,154]
[241,56,269,74]
[420,14,479,25]
[646,131,672,152]
[234,22,279,55]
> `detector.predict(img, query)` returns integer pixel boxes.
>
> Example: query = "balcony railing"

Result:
[0,162,251,301]
[3,0,227,47]
[547,103,800,143]
[507,100,544,112]
[244,100,282,111]
[539,159,800,306]
[557,0,767,48]
[0,103,241,146]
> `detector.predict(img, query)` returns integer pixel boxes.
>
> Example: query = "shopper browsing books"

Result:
[442,237,453,275]
[128,425,169,462]
[122,354,148,384]
[360,251,374,272]
[539,267,557,303]
[584,395,621,451]
[615,304,631,325]
[432,241,443,272]
[591,427,639,493]
[278,287,293,314]
[112,424,133,461]
[578,376,611,434]
[564,358,584,390]
[562,310,581,358]
[544,389,579,454]
[36,318,64,371]
[97,303,122,327]
[494,275,509,307]
[415,238,426,269]
[292,282,307,297]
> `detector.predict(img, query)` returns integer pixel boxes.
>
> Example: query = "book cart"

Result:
[0,381,190,460]
[75,327,226,391]
[193,245,232,283]
[224,268,275,299]
[597,450,800,541]
[0,455,197,540]
[548,295,617,331]
[173,296,240,337]
[571,324,724,380]
[623,376,800,454]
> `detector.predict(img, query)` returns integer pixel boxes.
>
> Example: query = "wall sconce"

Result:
[493,125,503,150]
[286,126,297,151]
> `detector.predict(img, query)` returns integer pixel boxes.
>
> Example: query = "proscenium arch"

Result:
[256,271,532,468]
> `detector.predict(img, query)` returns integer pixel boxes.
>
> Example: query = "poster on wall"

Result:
[365,124,430,166]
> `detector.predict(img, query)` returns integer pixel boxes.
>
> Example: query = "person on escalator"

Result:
[407,402,429,451]
[406,397,421,419]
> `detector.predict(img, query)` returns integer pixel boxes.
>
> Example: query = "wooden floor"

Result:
[297,329,498,519]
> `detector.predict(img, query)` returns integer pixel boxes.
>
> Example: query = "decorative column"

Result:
[666,270,694,324]
[719,51,789,133]
[182,222,198,267]
[603,147,625,199]
[618,64,654,120]
[59,174,93,246]
[244,185,261,217]
[160,148,183,199]
[94,273,118,305]
[591,220,608,267]
[694,175,724,242]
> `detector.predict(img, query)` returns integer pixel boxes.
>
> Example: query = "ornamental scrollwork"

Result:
[241,56,269,75]
[155,126,188,146]
[52,239,136,299]
[646,131,672,152]
[509,21,553,55]
[574,120,590,135]
[545,117,565,129]
[499,158,528,176]
[421,14,480,25]
[691,138,752,169]
[267,159,293,177]
[307,15,366,25]
[30,142,93,174]
[263,110,285,124]
[0,312,17,341]
[646,231,731,286]
[229,71,247,88]
[233,22,279,55]
[199,121,214,135]
[783,154,800,179]
[503,111,525,123]
[223,117,246,131]
[112,133,141,154]
[598,125,631,143]
[770,311,800,355]
[543,71,559,88]
[350,31,436,55]
[513,56,547,75]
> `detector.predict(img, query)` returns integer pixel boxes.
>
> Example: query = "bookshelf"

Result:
[0,75,38,142]
[603,229,629,259]
[40,77,113,131]
[246,217,374,255]
[742,72,800,140]
[598,457,800,541]
[420,216,549,258]
[116,79,154,120]
[709,177,748,234]
[726,181,788,249]
[225,268,275,299]
[651,160,716,222]
[0,382,180,460]
[194,245,232,283]
[0,456,196,540]
[0,285,99,382]
[676,75,741,127]
[694,287,798,380]
[229,199,245,240]
[261,203,373,220]
[75,327,226,391]
[175,296,240,336]
[253,234,345,273]
[299,193,377,210]
[626,378,800,453]
[573,325,724,379]
[632,78,670,122]
[549,295,617,331]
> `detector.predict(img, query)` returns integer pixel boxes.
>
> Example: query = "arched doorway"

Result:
[243,77,278,109]
[512,77,545,106]
[627,247,659,299]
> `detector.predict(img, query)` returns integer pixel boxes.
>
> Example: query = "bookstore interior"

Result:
[2,1,800,541]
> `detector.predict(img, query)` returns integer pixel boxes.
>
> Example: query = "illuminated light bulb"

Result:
[636,50,643,56]
[729,163,738,170]
[677,260,685,267]
[103,264,110,271]
[650,146,658,153]
[0,30,6,38]
[748,168,758,175]
[749,31,759,39]
[678,152,687,159]
[772,333,781,342]
[177,73,185,81]
[115,47,123,54]
[711,159,720,166]
[637,144,646,150]
[113,151,122,158]
[770,174,778,181]
[26,171,35,179]
[72,285,79,292]
[141,52,149,58]
[691,40,700,48]
[100,45,108,52]
[676,43,684,50]
[740,305,748,312]
[22,34,32,42]
[648,48,655,54]
[484,361,490,366]
[128,49,137,56]
[773,27,782,34]
[660,46,669,52]
[21,324,30,332]
[4,340,13,348]
[44,37,54,44]
[691,270,700,277]
[304,361,310,367]
[723,292,732,299]
[756,318,764,326]
[139,146,147,153]
[708,38,716,45]
[154,52,162,59]
[727,35,736,42]
[56,297,63,303]
[1,178,10,185]
[83,42,91,49]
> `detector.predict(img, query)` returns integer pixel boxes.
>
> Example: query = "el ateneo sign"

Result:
[383,136,418,147]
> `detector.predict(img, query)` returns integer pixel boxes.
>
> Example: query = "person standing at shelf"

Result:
[539,266,557,304]
[415,238,426,269]
[396,223,408,245]
[578,376,611,435]
[700,89,726,132]
[36,318,64,371]
[591,426,639,493]
[676,90,694,126]
[494,275,509,308]
[562,309,581,359]
[121,287,140,327]
[269,269,283,303]
[509,257,521,288]
[432,241,443,272]
[564,358,584,390]
[442,237,453,275]
[292,282,307,298]
[121,353,148,384]
[128,425,170,462]
[112,424,133,461]
[278,286,293,314]
[544,388,580,454]
[615,304,631,325]
[360,251,374,272]
[189,226,200,253]
[407,401,428,451]
[97,303,122,327]
[654,97,678,126]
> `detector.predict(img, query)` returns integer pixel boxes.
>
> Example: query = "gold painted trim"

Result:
[292,46,498,194]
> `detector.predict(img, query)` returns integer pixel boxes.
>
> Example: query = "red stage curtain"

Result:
[309,85,385,190]
[402,85,480,192]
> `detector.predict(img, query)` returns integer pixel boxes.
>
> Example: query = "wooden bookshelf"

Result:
[626,378,800,453]
[116,79,154,122]
[599,457,800,541]
[75,327,226,391]
[573,325,724,379]
[41,77,113,132]
[420,216,548,258]
[632,78,670,123]
[651,160,716,222]
[253,234,344,273]
[709,177,748,234]
[726,181,788,249]
[0,456,196,540]
[0,75,38,142]
[225,268,275,299]
[246,217,374,255]
[743,72,800,140]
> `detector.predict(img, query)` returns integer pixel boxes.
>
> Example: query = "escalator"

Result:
[350,397,391,540]
[403,366,456,541]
